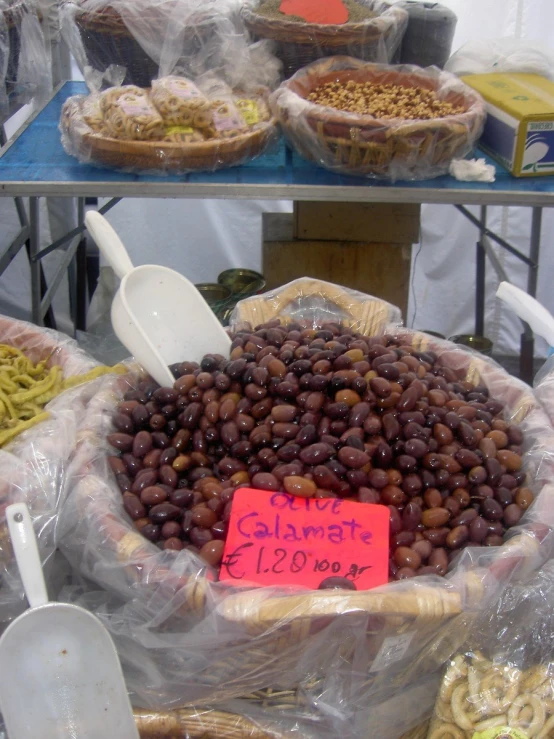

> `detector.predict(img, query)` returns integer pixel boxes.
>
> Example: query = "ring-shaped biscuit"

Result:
[523,666,550,693]
[473,715,508,731]
[480,668,520,714]
[435,699,455,724]
[451,684,481,731]
[537,714,554,739]
[507,694,546,737]
[440,657,469,703]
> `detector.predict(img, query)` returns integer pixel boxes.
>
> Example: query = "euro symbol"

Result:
[220,542,254,580]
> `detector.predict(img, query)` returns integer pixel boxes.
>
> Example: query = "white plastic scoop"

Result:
[497,281,554,350]
[0,503,139,739]
[85,211,232,387]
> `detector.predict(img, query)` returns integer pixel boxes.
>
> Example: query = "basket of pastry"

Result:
[271,57,487,180]
[242,0,408,79]
[60,76,278,173]
[55,278,554,738]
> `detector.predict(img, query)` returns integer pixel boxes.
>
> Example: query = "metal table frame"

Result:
[0,82,551,381]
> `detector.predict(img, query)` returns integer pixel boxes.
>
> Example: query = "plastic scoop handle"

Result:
[6,503,48,609]
[86,211,134,280]
[496,282,554,348]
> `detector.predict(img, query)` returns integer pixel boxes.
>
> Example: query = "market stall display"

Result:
[427,560,554,739]
[271,58,487,181]
[0,316,124,627]
[242,0,408,79]
[56,281,554,738]
[60,78,278,172]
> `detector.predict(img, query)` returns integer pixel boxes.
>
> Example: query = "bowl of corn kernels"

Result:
[270,56,487,180]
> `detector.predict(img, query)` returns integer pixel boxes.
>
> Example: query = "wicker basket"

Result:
[60,92,278,173]
[242,0,408,79]
[71,1,216,88]
[133,706,430,738]
[271,57,487,180]
[61,280,554,738]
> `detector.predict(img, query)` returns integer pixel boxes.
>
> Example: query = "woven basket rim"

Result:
[61,91,278,171]
[79,324,551,625]
[242,0,407,35]
[276,59,486,133]
[71,0,215,32]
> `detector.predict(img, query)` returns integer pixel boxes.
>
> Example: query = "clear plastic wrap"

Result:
[61,0,282,91]
[59,0,280,172]
[0,0,50,118]
[534,355,554,428]
[241,0,408,79]
[0,315,119,627]
[59,80,278,173]
[55,281,554,738]
[427,560,554,739]
[445,38,554,80]
[230,277,403,333]
[270,57,487,182]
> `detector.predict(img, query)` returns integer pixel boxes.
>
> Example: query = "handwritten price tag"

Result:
[280,0,349,25]
[220,489,389,590]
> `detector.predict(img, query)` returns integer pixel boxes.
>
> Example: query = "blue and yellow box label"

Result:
[463,73,554,177]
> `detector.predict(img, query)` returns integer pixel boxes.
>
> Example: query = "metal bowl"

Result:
[217,269,266,297]
[420,330,446,340]
[448,334,493,356]
[195,283,232,321]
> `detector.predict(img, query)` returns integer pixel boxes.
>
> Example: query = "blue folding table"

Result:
[2,80,554,380]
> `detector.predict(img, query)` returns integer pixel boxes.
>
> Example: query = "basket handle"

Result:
[269,278,365,316]
[235,278,397,335]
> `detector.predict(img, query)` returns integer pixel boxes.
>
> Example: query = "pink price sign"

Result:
[220,488,390,590]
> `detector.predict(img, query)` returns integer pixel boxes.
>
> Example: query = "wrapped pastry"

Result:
[151,76,213,130]
[163,126,205,144]
[81,94,107,134]
[428,563,554,739]
[235,96,271,127]
[100,86,164,141]
[210,98,248,139]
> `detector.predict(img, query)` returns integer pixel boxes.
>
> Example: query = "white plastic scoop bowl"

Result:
[0,503,139,739]
[85,211,232,387]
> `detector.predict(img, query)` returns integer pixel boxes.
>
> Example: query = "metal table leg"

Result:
[76,198,88,331]
[475,206,487,337]
[28,197,42,326]
[520,207,543,383]
[67,197,87,336]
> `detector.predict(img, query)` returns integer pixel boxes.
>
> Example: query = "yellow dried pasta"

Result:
[0,343,126,447]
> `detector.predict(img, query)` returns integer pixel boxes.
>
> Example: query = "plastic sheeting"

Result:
[51,284,554,737]
[427,560,554,738]
[0,315,117,626]
[271,58,486,181]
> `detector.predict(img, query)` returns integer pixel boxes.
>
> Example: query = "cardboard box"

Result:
[263,213,411,319]
[294,202,421,243]
[463,73,554,176]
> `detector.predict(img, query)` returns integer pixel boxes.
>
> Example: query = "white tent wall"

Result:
[411,0,554,357]
[0,0,553,358]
